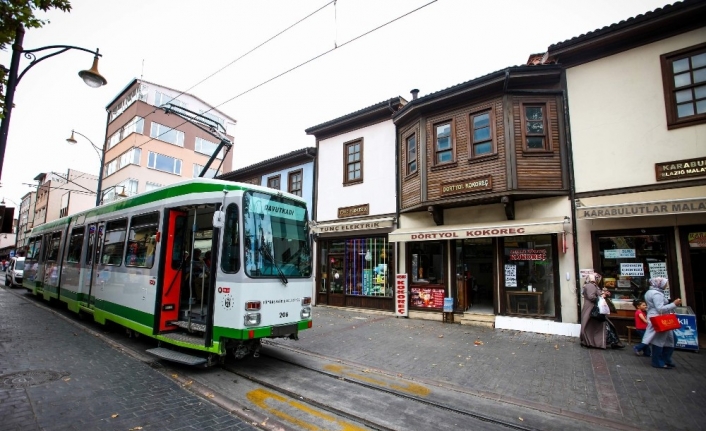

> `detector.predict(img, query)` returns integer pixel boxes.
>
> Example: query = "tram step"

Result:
[146,347,207,366]
[168,320,206,332]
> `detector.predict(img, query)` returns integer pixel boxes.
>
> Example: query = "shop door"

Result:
[327,254,345,307]
[682,226,706,333]
[456,239,495,314]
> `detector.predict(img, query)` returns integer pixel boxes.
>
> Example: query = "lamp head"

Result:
[117,186,128,198]
[78,52,107,88]
[66,131,78,144]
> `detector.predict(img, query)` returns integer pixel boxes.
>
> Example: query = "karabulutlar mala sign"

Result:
[440,175,492,197]
[509,249,547,261]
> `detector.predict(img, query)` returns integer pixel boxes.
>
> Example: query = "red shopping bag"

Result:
[650,314,681,332]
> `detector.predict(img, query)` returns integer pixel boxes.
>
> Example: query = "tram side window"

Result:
[28,237,42,261]
[101,219,128,266]
[126,212,159,268]
[221,203,240,273]
[67,227,85,263]
[45,232,62,262]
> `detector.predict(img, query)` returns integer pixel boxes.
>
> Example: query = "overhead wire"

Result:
[132,0,438,154]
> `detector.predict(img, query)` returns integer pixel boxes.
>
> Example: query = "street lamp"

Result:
[0,24,107,181]
[100,185,128,205]
[66,130,105,207]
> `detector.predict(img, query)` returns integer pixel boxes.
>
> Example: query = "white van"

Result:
[5,256,24,288]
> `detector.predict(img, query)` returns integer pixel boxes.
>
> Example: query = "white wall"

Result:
[316,120,397,221]
[567,29,706,193]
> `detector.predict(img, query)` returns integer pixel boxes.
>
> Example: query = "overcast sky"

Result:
[0,0,672,209]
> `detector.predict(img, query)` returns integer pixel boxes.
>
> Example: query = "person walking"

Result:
[632,299,651,357]
[642,277,681,369]
[580,273,624,349]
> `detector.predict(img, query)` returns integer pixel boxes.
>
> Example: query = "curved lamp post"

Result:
[0,25,107,180]
[66,130,105,206]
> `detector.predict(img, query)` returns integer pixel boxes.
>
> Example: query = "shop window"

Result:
[661,43,706,129]
[470,109,495,158]
[409,241,445,309]
[344,139,363,185]
[125,212,159,268]
[521,103,551,152]
[406,134,417,175]
[502,235,555,317]
[594,231,672,309]
[342,238,393,297]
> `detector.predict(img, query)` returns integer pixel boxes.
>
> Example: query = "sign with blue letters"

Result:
[674,313,699,352]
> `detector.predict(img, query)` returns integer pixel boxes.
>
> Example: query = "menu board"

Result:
[620,262,645,277]
[410,287,445,308]
[648,262,667,279]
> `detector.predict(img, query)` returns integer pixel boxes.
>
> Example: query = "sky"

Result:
[0,0,673,211]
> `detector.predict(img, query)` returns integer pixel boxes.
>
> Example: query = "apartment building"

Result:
[32,169,98,226]
[16,190,36,250]
[103,79,236,202]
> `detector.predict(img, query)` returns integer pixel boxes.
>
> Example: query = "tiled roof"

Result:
[305,97,406,135]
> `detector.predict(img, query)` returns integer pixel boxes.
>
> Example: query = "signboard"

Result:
[620,263,644,277]
[389,217,567,242]
[312,218,395,234]
[655,156,706,181]
[443,298,454,312]
[577,198,706,219]
[675,312,699,351]
[440,175,492,197]
[338,204,369,219]
[580,269,594,280]
[648,262,667,279]
[410,287,445,309]
[604,249,636,259]
[509,249,546,261]
[504,264,517,287]
[394,274,408,317]
[688,232,706,248]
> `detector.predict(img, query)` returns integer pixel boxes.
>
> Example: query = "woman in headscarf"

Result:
[642,277,682,369]
[580,273,624,349]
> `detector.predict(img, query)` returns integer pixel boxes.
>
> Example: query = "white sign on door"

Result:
[505,264,517,287]
[648,262,667,279]
[620,263,644,277]
[604,249,636,259]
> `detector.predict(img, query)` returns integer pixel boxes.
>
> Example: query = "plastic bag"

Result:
[598,297,610,315]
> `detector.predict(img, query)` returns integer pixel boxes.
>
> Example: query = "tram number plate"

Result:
[271,324,297,337]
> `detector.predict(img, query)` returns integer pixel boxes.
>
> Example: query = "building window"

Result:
[195,137,224,159]
[434,121,453,164]
[406,134,417,175]
[105,148,141,178]
[154,91,185,108]
[108,116,144,149]
[148,151,182,175]
[267,175,281,190]
[145,182,162,192]
[288,170,303,196]
[661,43,706,129]
[150,122,184,147]
[193,163,219,179]
[521,103,550,151]
[470,110,495,157]
[344,139,363,184]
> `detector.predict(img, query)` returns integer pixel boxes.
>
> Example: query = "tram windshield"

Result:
[242,190,311,279]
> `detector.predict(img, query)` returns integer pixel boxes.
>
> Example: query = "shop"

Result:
[312,216,396,310]
[391,206,575,329]
[576,189,706,336]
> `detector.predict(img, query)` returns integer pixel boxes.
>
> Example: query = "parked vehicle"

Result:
[5,257,25,288]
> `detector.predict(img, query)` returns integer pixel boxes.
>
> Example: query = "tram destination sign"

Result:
[440,175,492,197]
[655,156,706,181]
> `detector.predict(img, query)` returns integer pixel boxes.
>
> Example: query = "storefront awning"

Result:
[577,197,706,219]
[388,217,569,242]
[310,217,395,234]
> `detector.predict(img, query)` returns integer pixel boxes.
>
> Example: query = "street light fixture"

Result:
[65,130,105,207]
[0,24,107,181]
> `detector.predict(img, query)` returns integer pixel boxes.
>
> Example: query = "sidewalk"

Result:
[0,287,258,431]
[274,306,706,431]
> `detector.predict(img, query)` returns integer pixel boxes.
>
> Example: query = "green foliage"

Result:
[0,0,72,117]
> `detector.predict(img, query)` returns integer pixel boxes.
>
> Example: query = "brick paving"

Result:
[0,287,257,431]
[275,306,706,431]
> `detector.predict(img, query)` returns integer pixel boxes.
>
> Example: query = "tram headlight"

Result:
[244,312,261,326]
[300,306,311,319]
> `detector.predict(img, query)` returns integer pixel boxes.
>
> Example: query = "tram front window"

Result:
[243,191,311,278]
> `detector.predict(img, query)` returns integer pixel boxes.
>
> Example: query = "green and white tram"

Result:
[23,178,313,365]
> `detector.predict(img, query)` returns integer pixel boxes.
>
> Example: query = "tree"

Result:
[0,0,71,118]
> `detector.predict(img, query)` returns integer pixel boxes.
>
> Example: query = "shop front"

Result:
[576,190,706,336]
[312,216,396,310]
[390,215,571,323]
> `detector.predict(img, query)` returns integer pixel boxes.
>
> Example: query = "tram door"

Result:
[85,222,105,307]
[158,210,187,331]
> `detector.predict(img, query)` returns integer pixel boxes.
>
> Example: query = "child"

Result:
[632,300,651,357]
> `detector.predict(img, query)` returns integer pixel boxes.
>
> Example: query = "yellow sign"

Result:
[440,175,492,196]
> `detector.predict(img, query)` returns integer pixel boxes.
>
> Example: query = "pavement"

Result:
[271,306,706,431]
[1,280,704,431]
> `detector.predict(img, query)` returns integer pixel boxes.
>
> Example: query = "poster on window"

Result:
[504,264,517,287]
[688,232,706,248]
[648,262,667,279]
[604,249,636,259]
[620,263,644,277]
[410,287,445,308]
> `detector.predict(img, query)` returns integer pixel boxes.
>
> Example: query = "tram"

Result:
[23,178,313,365]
